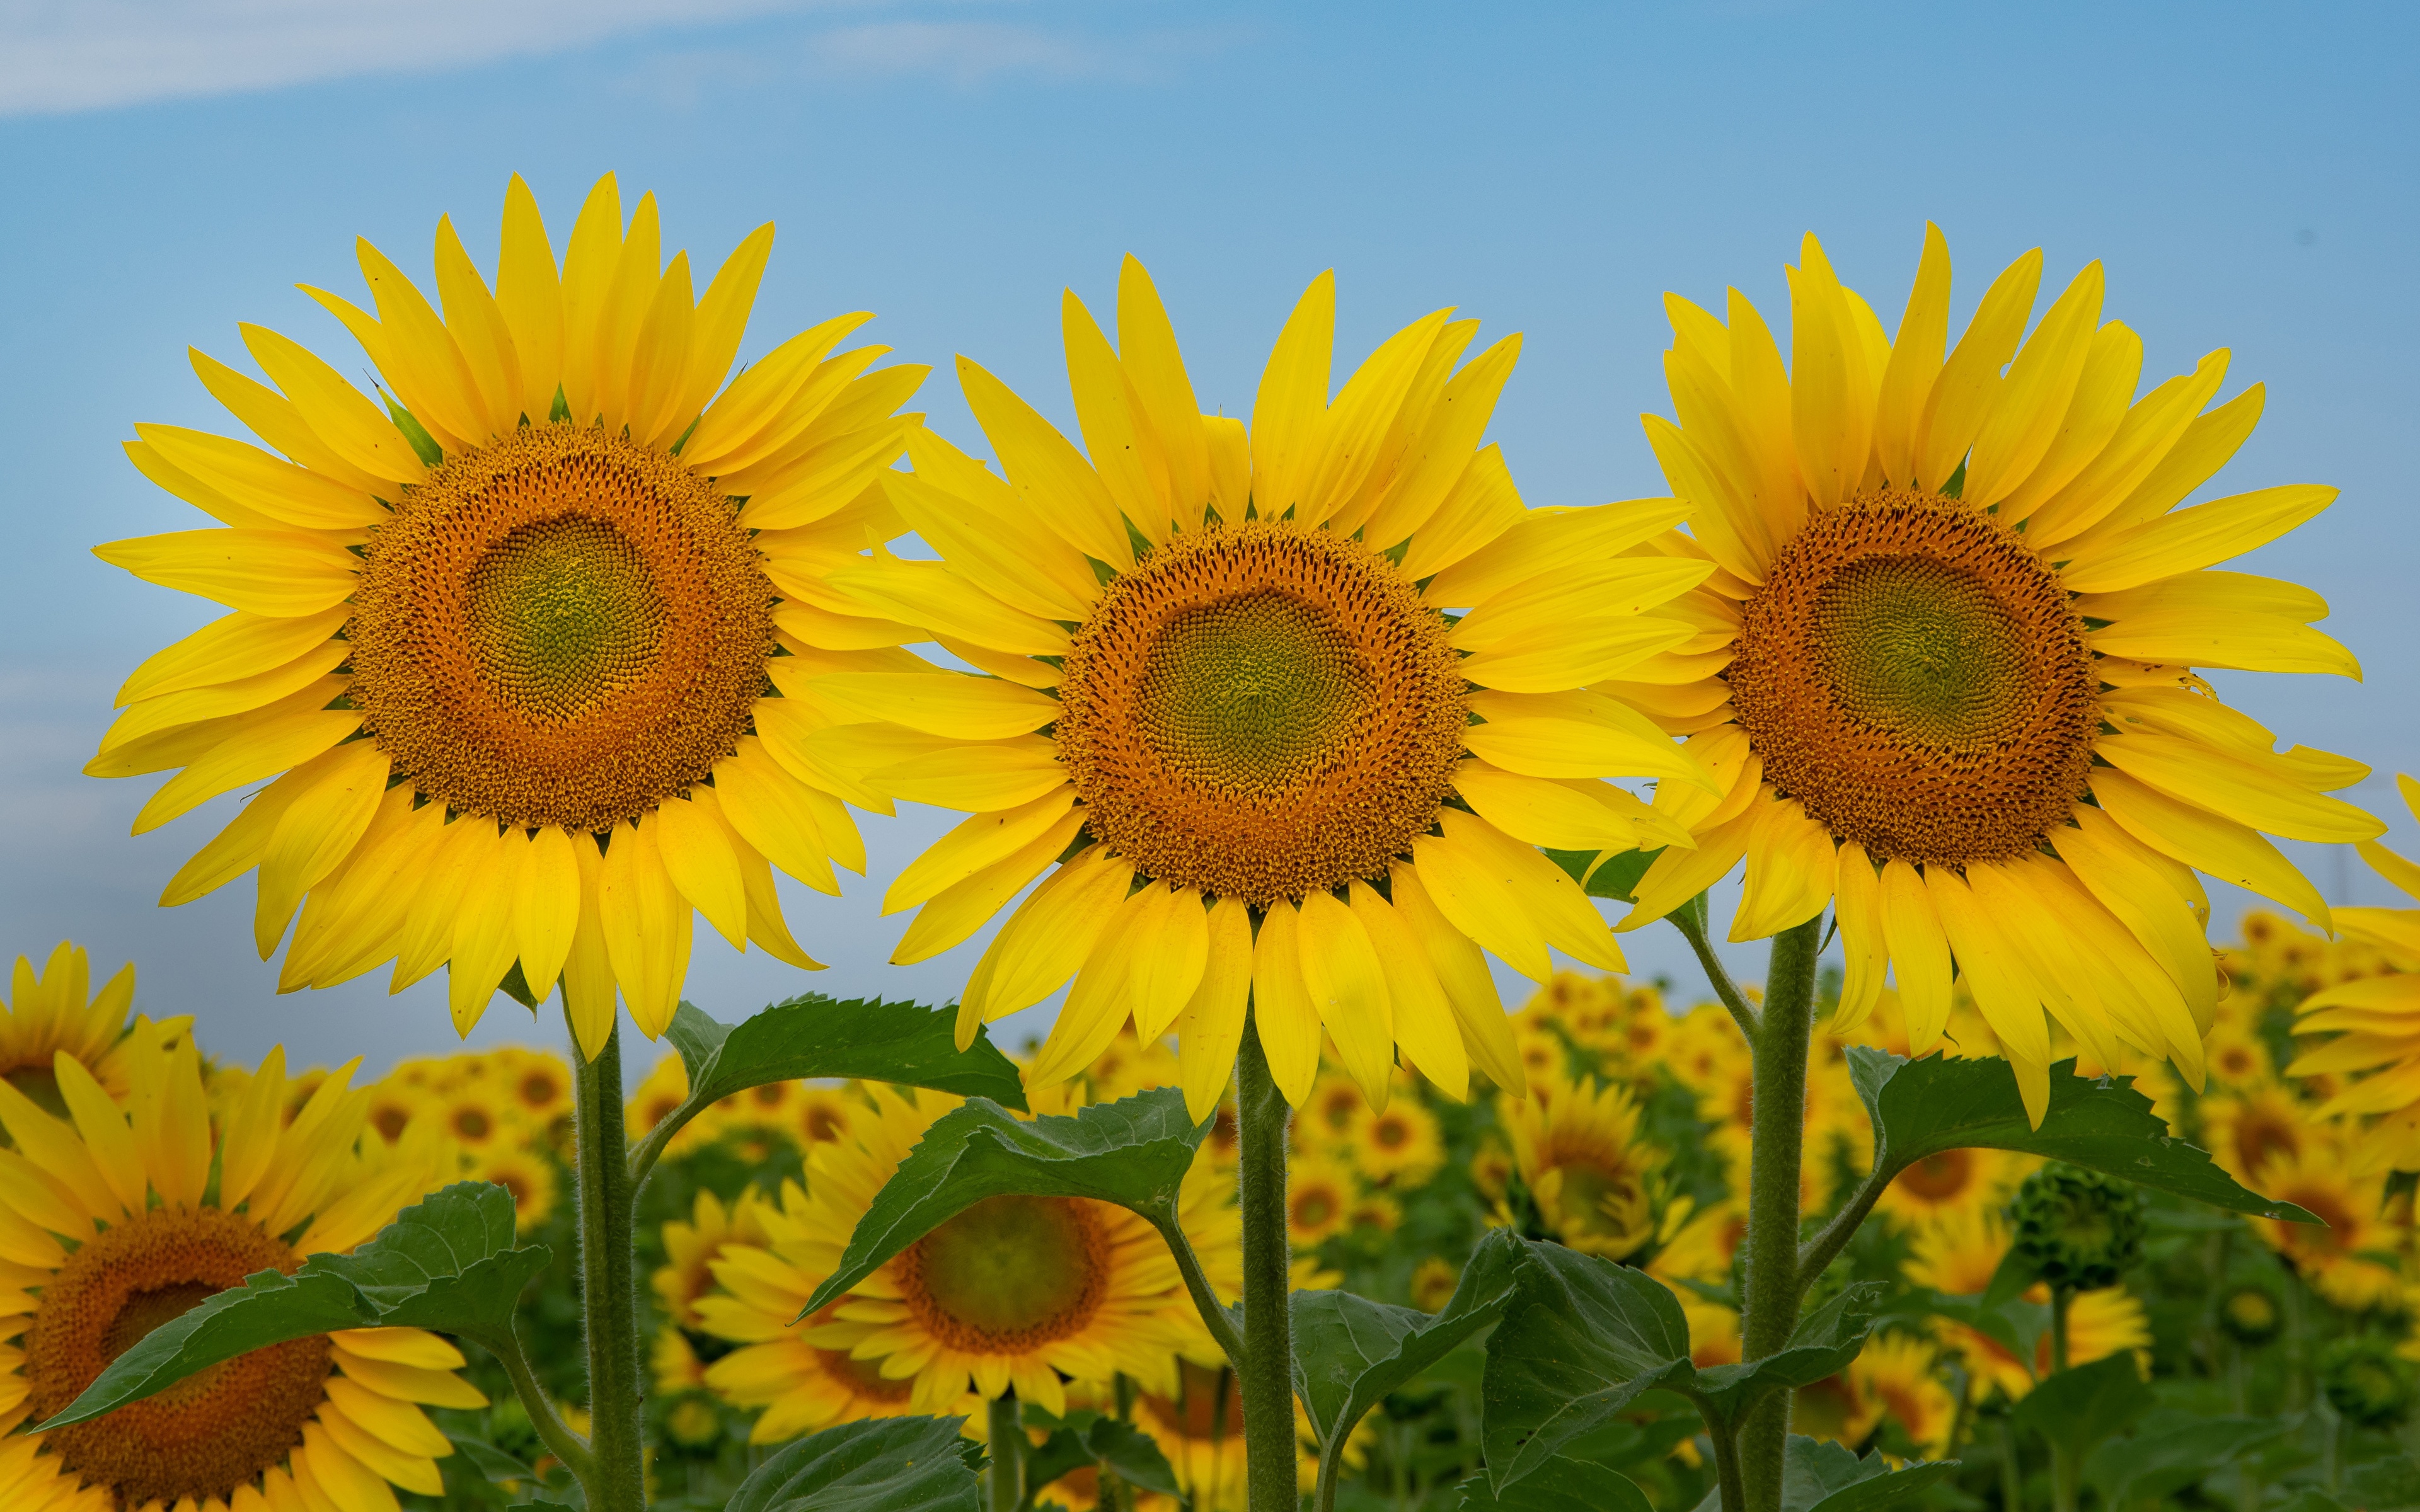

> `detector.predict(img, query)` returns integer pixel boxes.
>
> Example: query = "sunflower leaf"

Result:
[633,995,1027,1182]
[1478,1236,1877,1494]
[38,1181,548,1431]
[1295,1229,1525,1458]
[1848,1049,2319,1221]
[2010,1353,2155,1474]
[722,1416,983,1512]
[1455,1453,1655,1511]
[798,1088,1211,1319]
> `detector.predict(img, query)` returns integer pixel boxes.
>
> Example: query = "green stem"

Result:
[1998,1418,2024,1512]
[1667,895,1762,1041]
[2049,1288,2075,1512]
[476,1322,595,1488]
[1700,1397,1748,1512]
[1152,1211,1248,1372]
[988,1394,1023,1512]
[1236,1008,1300,1512]
[572,1014,647,1512]
[1735,914,1823,1512]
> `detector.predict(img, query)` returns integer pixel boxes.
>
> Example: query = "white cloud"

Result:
[0,0,834,116]
[807,19,1138,83]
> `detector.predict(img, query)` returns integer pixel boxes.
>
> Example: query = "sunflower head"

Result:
[2217,1282,2284,1346]
[822,258,1724,1118]
[2321,1336,2414,1429]
[1626,224,2382,1126]
[2010,1163,2146,1292]
[93,174,925,1055]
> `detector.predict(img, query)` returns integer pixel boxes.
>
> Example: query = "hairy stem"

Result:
[476,1323,595,1487]
[1736,915,1824,1512]
[571,1015,647,1512]
[1236,1009,1300,1512]
[2049,1286,2077,1512]
[1152,1211,1248,1372]
[1668,893,1763,1043]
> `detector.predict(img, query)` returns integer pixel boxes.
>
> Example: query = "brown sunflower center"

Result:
[895,1195,1109,1353]
[1727,488,2099,868]
[26,1207,331,1508]
[1899,1149,1976,1203]
[1144,1360,1246,1440]
[1055,521,1465,905]
[349,424,775,833]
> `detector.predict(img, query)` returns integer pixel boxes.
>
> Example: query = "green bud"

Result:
[664,1394,725,1449]
[2320,1336,2414,1429]
[2218,1283,2284,1347]
[2011,1164,2146,1292]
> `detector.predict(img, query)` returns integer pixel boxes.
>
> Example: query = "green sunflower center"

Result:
[349,423,775,833]
[1727,488,2100,869]
[1055,521,1466,904]
[898,1195,1108,1352]
[466,515,668,724]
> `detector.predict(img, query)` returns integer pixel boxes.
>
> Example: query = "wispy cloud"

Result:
[0,0,846,117]
[808,19,1159,83]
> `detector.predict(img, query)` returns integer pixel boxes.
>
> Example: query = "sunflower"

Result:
[1126,1360,1359,1512]
[2200,1081,2319,1186]
[1282,1155,1356,1249]
[0,1036,487,1510]
[423,1082,511,1155]
[473,1145,558,1233]
[696,1083,1236,1428]
[1499,1067,1663,1260]
[1906,1206,2150,1400]
[793,1085,863,1147]
[494,1047,573,1128]
[1844,1332,1959,1460]
[0,944,188,1113]
[90,174,923,1056]
[359,1079,422,1147]
[815,258,1717,1116]
[2252,1145,2406,1311]
[652,1324,708,1396]
[1344,1097,1444,1189]
[1620,226,2382,1124]
[1874,1144,2032,1225]
[655,1187,772,1330]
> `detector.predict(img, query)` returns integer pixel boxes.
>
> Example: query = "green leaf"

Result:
[636,995,1028,1176]
[2080,1411,2290,1508]
[2010,1353,2154,1470]
[1080,1417,1181,1497]
[800,1088,1209,1317]
[722,1416,982,1512]
[1850,1049,2319,1220]
[1479,1237,1877,1492]
[40,1182,548,1429]
[1687,1437,1957,1512]
[1544,847,1662,902]
[1455,1455,1654,1511]
[453,1436,540,1484]
[1295,1229,1524,1456]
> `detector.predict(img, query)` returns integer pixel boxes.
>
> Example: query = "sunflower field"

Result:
[14,169,2417,1512]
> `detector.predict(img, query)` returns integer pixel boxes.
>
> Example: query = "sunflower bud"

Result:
[2217,1283,2285,1347]
[2010,1164,2146,1292]
[2320,1337,2414,1429]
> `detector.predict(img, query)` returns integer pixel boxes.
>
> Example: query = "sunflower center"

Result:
[1056,521,1465,904]
[349,424,775,833]
[1727,488,2099,868]
[1144,1360,1246,1440]
[896,1195,1109,1353]
[1899,1149,1976,1203]
[1547,1157,1651,1248]
[26,1207,331,1508]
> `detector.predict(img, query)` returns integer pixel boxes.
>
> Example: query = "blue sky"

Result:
[1,0,2413,1077]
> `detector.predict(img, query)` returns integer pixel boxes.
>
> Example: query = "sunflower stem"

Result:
[2049,1286,2077,1512]
[1736,914,1823,1512]
[988,1394,1024,1512]
[571,1014,648,1512]
[481,1318,597,1488]
[1152,1210,1248,1372]
[1668,893,1762,1041]
[1236,1008,1301,1512]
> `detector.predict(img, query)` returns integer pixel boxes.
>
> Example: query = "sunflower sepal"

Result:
[721,1414,982,1512]
[798,1087,1214,1322]
[630,994,1028,1184]
[38,1180,548,1433]
[1295,1228,1524,1501]
[1545,845,1664,901]
[1477,1235,1880,1496]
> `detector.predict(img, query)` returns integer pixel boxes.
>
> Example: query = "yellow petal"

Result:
[350,238,487,449]
[1879,859,1952,1052]
[810,672,1057,741]
[1061,289,1169,540]
[1359,333,1522,552]
[216,1045,289,1210]
[1026,902,1151,1090]
[1872,223,1951,484]
[1462,688,1718,791]
[2092,767,2329,930]
[514,827,583,1000]
[103,640,349,756]
[865,737,1066,813]
[331,1348,488,1409]
[884,788,1080,914]
[1829,842,1886,1034]
[1348,881,1466,1100]
[1453,760,1690,853]
[134,425,386,532]
[2088,609,2359,679]
[1728,796,1836,942]
[1295,890,1393,1104]
[827,559,1069,658]
[672,221,775,430]
[115,605,352,709]
[2057,484,2337,594]
[1617,806,1754,932]
[1172,896,1253,1122]
[1386,862,1522,1094]
[562,835,617,1059]
[94,528,357,618]
[1443,810,1625,971]
[447,828,521,1035]
[892,806,1086,966]
[239,323,425,484]
[135,1038,210,1211]
[2024,348,2230,547]
[656,791,749,949]
[188,346,389,496]
[2099,382,2266,532]
[2096,732,2382,843]
[1786,247,1874,510]
[713,739,841,896]
[1410,827,1548,981]
[1127,884,1211,1043]
[1911,248,2041,491]
[2056,805,2220,1031]
[495,175,564,425]
[158,752,321,909]
[432,214,524,437]
[681,312,873,469]
[1960,261,2104,508]
[131,709,360,835]
[1248,900,1323,1106]
[599,814,693,1038]
[959,355,1130,568]
[253,738,390,956]
[1923,868,2050,1071]
[1396,443,1526,582]
[1997,320,2143,525]
[52,1055,142,1217]
[959,849,1130,1039]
